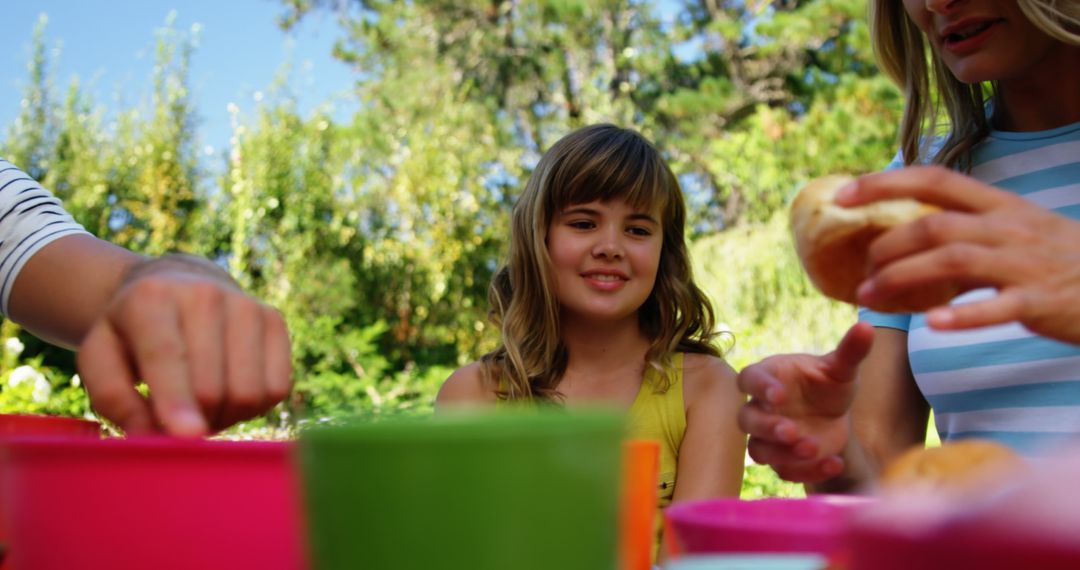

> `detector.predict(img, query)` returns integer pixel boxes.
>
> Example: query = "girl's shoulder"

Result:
[435,361,499,409]
[679,352,741,410]
[680,352,736,382]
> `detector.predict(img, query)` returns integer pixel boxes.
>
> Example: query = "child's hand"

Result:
[736,322,874,483]
[840,166,1080,344]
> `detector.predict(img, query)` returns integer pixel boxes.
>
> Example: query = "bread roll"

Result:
[881,439,1027,495]
[790,175,958,313]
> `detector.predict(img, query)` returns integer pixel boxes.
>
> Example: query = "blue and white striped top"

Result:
[860,118,1080,457]
[0,159,89,316]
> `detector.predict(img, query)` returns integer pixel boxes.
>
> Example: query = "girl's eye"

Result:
[628,226,652,237]
[568,220,595,230]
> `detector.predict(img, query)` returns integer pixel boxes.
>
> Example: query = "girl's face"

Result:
[902,0,1061,84]
[546,198,663,326]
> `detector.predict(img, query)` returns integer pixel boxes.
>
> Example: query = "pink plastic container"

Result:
[848,521,1080,570]
[0,414,100,569]
[0,437,305,570]
[0,413,100,438]
[666,497,869,560]
[847,483,1080,570]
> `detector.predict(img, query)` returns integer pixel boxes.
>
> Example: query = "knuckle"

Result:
[193,382,224,411]
[746,444,768,466]
[88,389,140,424]
[123,276,173,306]
[736,406,754,431]
[772,466,799,482]
[263,307,290,340]
[939,245,975,273]
[917,214,952,244]
[228,383,267,416]
[138,334,186,362]
[923,165,952,185]
[190,282,227,312]
[266,375,293,404]
[229,297,266,328]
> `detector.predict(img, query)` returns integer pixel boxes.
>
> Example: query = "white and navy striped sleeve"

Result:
[0,158,91,317]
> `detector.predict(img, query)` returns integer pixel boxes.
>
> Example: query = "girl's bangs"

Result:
[549,131,671,216]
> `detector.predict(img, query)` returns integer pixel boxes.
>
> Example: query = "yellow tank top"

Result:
[626,352,686,562]
[493,354,687,561]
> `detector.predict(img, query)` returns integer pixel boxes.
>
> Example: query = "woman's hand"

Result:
[839,166,1080,344]
[736,322,874,483]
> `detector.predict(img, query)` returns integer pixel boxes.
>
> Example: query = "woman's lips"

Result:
[941,19,1001,55]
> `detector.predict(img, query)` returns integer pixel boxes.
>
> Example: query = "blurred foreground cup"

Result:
[0,414,101,570]
[621,439,660,570]
[299,410,623,570]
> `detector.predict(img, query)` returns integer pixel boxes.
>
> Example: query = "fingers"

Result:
[736,362,788,405]
[747,437,845,483]
[738,400,800,445]
[836,166,1016,212]
[263,307,293,410]
[114,279,208,437]
[181,283,227,428]
[77,322,157,435]
[81,271,293,437]
[926,290,1026,331]
[217,293,269,429]
[866,211,1006,271]
[857,241,1036,309]
[819,322,874,384]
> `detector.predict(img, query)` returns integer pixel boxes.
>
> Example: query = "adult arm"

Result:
[672,354,746,501]
[8,234,292,436]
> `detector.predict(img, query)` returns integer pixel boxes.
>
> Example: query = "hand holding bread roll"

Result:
[790,175,960,312]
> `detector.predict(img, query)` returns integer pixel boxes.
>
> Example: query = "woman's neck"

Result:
[994,43,1080,132]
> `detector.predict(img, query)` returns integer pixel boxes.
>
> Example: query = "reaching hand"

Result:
[76,256,293,436]
[838,166,1080,344]
[737,322,874,483]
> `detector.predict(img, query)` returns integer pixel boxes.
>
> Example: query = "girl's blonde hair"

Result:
[481,124,721,401]
[870,0,1080,168]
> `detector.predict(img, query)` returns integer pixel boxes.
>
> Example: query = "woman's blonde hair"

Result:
[870,0,1080,168]
[481,124,721,401]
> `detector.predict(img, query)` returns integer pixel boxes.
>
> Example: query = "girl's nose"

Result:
[592,234,624,259]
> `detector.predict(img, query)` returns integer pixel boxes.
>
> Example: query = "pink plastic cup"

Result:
[665,496,870,563]
[0,437,305,570]
[0,413,101,438]
[0,414,100,569]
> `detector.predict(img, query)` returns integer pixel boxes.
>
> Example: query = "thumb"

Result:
[820,321,875,384]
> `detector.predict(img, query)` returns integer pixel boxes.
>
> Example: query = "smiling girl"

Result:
[437,124,746,559]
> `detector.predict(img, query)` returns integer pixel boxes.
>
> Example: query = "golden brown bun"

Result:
[790,175,959,313]
[881,440,1028,494]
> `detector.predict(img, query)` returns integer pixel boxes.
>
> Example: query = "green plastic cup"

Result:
[299,410,623,570]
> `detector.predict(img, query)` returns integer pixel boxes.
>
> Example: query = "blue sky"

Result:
[0,0,356,155]
[1,1,689,160]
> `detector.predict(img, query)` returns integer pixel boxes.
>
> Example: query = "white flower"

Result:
[32,376,51,403]
[71,374,82,388]
[8,365,40,388]
[5,337,24,356]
